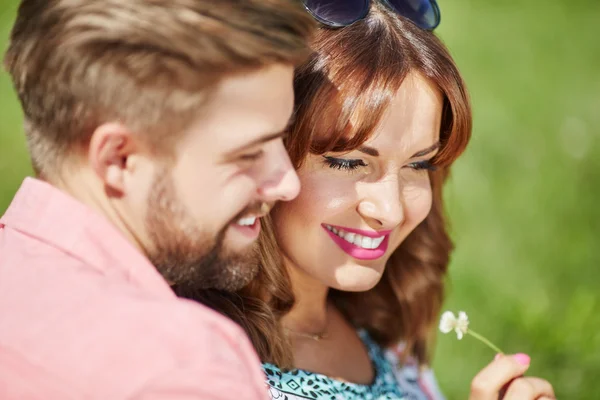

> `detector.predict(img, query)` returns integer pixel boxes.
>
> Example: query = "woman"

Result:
[182,1,556,399]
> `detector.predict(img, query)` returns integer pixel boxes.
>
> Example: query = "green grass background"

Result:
[1,0,598,398]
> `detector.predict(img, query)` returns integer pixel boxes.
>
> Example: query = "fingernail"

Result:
[494,354,502,361]
[513,353,531,365]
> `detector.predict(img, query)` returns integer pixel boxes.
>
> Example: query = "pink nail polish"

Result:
[513,353,531,365]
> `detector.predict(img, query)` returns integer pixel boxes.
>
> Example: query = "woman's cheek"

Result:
[298,172,355,215]
[402,181,433,225]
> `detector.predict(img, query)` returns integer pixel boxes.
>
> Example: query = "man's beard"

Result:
[145,167,260,292]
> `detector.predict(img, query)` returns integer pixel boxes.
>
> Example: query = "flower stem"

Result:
[467,330,504,354]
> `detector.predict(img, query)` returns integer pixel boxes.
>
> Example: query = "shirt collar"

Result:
[1,177,174,297]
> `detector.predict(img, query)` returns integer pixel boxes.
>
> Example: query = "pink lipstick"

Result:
[322,224,391,260]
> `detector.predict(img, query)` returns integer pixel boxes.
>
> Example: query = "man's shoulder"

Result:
[0,225,244,345]
[2,258,250,354]
[0,252,259,398]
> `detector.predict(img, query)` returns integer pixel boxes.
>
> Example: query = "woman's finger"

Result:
[503,376,555,400]
[469,354,531,400]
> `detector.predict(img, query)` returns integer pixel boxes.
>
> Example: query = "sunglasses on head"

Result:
[301,0,441,30]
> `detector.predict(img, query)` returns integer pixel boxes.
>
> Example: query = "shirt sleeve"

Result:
[385,344,446,400]
[417,367,446,400]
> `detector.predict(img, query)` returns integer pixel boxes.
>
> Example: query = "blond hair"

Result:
[4,0,314,177]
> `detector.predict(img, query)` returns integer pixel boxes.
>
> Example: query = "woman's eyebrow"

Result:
[411,142,440,158]
[358,142,440,158]
[358,146,379,157]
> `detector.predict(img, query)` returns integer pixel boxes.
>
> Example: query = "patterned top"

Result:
[263,330,445,400]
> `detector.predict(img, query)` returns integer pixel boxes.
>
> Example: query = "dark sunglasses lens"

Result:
[302,0,369,26]
[387,0,440,30]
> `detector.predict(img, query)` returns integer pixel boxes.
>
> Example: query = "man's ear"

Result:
[88,123,140,195]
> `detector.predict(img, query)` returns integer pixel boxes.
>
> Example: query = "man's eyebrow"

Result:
[358,141,440,158]
[226,131,289,157]
[227,116,295,156]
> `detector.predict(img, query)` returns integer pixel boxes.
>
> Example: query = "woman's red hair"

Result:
[177,3,472,368]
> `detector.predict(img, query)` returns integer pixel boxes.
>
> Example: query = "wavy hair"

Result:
[181,3,472,368]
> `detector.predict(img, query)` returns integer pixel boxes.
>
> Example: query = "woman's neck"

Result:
[279,258,375,385]
[282,256,330,335]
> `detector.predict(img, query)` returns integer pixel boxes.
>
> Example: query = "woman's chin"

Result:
[331,265,384,292]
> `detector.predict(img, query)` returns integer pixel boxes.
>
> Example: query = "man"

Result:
[0,1,313,398]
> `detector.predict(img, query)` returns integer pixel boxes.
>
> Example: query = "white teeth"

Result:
[237,216,257,226]
[325,224,385,250]
[372,236,385,248]
[361,236,373,249]
[343,232,355,244]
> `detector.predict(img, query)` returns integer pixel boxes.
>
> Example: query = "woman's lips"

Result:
[322,224,390,260]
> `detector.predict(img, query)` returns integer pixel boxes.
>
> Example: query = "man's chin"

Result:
[191,228,260,291]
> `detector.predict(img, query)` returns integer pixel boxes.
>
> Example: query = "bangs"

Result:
[303,54,410,157]
[286,9,471,170]
[287,19,410,167]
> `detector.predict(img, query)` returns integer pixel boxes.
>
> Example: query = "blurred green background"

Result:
[0,0,598,398]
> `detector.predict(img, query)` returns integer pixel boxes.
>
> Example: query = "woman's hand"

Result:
[469,354,555,400]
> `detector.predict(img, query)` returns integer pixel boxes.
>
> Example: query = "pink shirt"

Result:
[0,178,267,399]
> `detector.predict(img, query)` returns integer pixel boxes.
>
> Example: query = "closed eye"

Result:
[323,156,367,171]
[238,150,264,162]
[406,160,437,171]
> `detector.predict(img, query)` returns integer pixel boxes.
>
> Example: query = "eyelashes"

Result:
[238,150,264,161]
[407,160,438,172]
[323,156,366,171]
[323,156,437,172]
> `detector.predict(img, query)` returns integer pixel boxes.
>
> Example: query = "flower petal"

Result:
[456,328,464,340]
[455,311,470,336]
[439,311,457,334]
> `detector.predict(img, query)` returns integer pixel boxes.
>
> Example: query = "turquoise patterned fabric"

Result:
[263,330,408,400]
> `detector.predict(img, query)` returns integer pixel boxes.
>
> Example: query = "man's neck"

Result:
[50,169,147,255]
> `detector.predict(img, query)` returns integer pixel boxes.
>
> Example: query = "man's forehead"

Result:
[188,66,295,152]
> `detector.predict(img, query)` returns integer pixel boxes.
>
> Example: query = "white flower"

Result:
[439,311,469,340]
